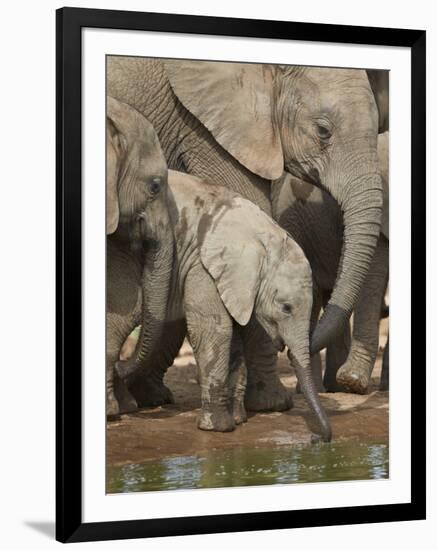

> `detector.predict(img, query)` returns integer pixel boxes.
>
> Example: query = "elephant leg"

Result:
[107,317,139,418]
[336,236,389,394]
[106,345,120,419]
[380,295,389,319]
[323,322,351,392]
[126,319,186,408]
[184,265,235,432]
[380,334,389,390]
[106,241,143,418]
[114,371,138,414]
[229,328,248,425]
[243,318,293,412]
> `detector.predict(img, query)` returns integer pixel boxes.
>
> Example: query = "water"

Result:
[107,439,389,494]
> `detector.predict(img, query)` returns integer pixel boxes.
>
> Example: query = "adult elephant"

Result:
[272,131,389,394]
[107,58,383,407]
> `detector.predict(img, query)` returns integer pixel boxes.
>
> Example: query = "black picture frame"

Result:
[56,6,426,543]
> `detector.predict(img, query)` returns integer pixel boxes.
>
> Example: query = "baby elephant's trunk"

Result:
[287,345,332,442]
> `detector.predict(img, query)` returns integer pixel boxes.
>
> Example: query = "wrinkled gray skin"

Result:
[366,70,389,133]
[116,170,331,440]
[106,96,173,418]
[272,132,389,394]
[107,57,382,409]
[336,131,389,392]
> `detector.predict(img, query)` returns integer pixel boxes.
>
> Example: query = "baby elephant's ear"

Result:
[199,200,265,326]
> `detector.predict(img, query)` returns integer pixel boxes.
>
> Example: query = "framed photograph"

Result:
[56,7,426,543]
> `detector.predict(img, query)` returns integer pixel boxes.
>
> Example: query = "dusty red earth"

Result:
[107,319,389,467]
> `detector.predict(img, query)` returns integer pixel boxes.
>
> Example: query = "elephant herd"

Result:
[106,57,389,443]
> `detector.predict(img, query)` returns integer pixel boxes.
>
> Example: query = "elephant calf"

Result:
[117,169,332,440]
[106,96,173,418]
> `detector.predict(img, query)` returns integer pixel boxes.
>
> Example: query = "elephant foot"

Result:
[233,400,248,425]
[245,379,293,412]
[106,393,120,420]
[114,376,138,414]
[323,381,346,393]
[336,363,371,395]
[128,373,174,408]
[198,408,236,432]
[322,373,346,393]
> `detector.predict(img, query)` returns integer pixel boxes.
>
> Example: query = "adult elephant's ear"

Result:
[366,69,389,133]
[106,98,128,234]
[164,60,284,180]
[199,198,266,326]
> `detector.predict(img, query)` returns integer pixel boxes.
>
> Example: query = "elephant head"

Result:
[199,197,331,442]
[165,61,383,355]
[107,96,169,233]
[107,96,174,365]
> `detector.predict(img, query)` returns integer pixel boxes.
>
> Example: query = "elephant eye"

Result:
[282,303,292,315]
[316,124,332,141]
[148,176,163,195]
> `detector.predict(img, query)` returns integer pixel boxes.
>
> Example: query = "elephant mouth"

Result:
[273,338,285,353]
[285,163,325,192]
[123,214,154,253]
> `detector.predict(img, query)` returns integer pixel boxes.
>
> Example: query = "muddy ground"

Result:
[107,319,388,467]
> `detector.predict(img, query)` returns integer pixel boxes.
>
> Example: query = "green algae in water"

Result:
[107,439,388,494]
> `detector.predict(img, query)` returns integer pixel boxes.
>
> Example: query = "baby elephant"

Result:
[117,170,332,441]
[106,96,173,418]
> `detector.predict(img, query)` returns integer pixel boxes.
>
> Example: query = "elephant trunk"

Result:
[310,155,383,355]
[287,344,331,442]
[136,233,174,363]
[116,197,174,380]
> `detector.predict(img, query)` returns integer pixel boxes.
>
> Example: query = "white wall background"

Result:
[0,1,433,548]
